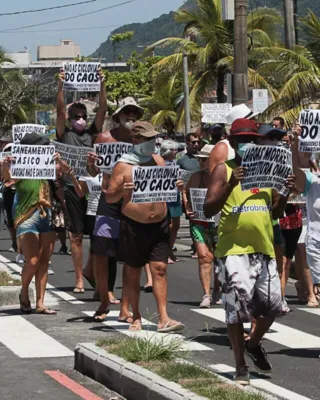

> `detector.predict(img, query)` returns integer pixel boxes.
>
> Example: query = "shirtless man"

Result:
[107,121,184,332]
[86,97,143,321]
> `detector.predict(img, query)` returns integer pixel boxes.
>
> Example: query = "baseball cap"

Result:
[131,121,159,138]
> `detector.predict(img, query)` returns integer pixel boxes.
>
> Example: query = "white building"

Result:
[37,39,81,62]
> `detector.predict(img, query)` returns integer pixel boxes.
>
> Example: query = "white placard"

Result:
[11,145,56,179]
[178,169,193,185]
[0,152,12,161]
[131,166,179,204]
[298,110,320,153]
[190,188,219,224]
[63,62,100,92]
[252,89,269,113]
[94,142,133,173]
[12,124,46,144]
[241,145,292,196]
[201,103,232,124]
[288,193,306,204]
[53,141,91,177]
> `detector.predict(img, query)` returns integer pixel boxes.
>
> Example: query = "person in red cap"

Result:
[204,118,295,385]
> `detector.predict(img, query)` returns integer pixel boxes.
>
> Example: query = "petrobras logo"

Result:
[232,204,272,215]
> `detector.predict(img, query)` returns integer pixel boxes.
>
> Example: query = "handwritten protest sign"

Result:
[178,169,193,185]
[201,103,232,124]
[13,124,46,144]
[53,141,91,177]
[190,188,215,222]
[11,145,56,179]
[288,193,306,204]
[63,62,100,92]
[241,145,292,196]
[94,142,133,173]
[298,110,320,152]
[131,166,179,204]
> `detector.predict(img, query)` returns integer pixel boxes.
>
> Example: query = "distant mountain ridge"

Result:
[91,0,320,61]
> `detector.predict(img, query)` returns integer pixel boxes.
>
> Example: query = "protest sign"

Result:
[252,89,269,113]
[241,145,292,196]
[298,110,320,152]
[288,193,306,204]
[53,141,91,177]
[131,166,179,204]
[12,124,46,144]
[94,142,133,173]
[63,62,100,92]
[0,152,12,161]
[11,145,56,179]
[178,169,193,185]
[201,103,232,124]
[190,188,220,224]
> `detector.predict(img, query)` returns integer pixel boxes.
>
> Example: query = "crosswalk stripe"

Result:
[210,364,312,400]
[297,308,320,316]
[0,315,73,358]
[192,308,320,349]
[83,310,213,352]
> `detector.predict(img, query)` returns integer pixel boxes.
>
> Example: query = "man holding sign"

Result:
[107,121,184,333]
[204,119,295,385]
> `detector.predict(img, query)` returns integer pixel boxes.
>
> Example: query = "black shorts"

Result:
[3,186,15,229]
[118,216,170,268]
[64,186,88,234]
[281,227,302,259]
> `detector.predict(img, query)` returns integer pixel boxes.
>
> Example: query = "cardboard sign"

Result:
[298,110,320,152]
[201,103,232,124]
[63,62,100,92]
[190,188,219,224]
[131,166,179,204]
[252,89,269,113]
[241,145,292,196]
[178,169,193,185]
[53,141,91,177]
[94,142,133,173]
[12,124,46,144]
[11,145,56,179]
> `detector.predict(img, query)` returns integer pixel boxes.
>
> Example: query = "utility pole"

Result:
[284,0,296,49]
[233,0,248,106]
[182,51,191,135]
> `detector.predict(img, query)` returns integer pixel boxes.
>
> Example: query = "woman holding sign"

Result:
[2,133,68,315]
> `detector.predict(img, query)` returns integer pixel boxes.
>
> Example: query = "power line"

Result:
[0,1,135,33]
[0,0,100,16]
[0,25,120,34]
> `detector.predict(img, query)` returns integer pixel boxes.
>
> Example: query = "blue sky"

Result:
[0,0,184,59]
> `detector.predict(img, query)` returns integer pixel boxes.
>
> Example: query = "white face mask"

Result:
[119,116,135,130]
[134,139,156,157]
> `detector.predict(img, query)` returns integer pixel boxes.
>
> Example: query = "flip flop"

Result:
[82,274,96,289]
[129,320,142,331]
[73,287,85,293]
[118,316,133,324]
[36,308,57,315]
[157,320,185,333]
[93,309,110,322]
[306,301,319,308]
[109,297,120,305]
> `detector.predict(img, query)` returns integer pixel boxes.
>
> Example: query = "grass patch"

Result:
[97,337,265,400]
[0,271,20,286]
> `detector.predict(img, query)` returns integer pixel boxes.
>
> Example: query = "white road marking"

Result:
[0,255,84,305]
[210,364,312,400]
[0,315,73,358]
[83,310,212,352]
[192,308,320,349]
[297,308,320,316]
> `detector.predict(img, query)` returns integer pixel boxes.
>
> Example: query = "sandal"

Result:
[157,320,185,333]
[19,293,32,314]
[118,316,134,324]
[306,301,319,308]
[36,308,57,315]
[109,295,120,305]
[314,285,320,302]
[93,309,110,322]
[73,287,85,293]
[129,320,142,331]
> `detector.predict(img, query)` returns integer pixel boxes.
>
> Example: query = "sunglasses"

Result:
[191,140,200,144]
[123,106,139,114]
[73,114,88,121]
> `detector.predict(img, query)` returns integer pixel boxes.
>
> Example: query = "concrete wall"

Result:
[37,39,81,61]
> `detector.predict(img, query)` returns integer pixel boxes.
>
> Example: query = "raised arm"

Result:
[204,163,245,218]
[56,70,66,140]
[94,69,107,133]
[208,142,229,174]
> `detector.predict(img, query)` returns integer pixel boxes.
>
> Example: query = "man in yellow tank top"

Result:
[204,119,295,386]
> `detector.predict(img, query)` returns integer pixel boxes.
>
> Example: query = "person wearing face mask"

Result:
[56,69,106,293]
[85,97,143,322]
[106,121,185,333]
[204,118,295,386]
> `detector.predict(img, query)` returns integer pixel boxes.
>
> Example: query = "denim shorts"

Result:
[16,208,53,237]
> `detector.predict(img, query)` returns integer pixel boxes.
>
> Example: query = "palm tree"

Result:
[300,11,320,66]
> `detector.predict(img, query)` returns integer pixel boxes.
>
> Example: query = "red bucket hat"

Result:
[229,118,259,136]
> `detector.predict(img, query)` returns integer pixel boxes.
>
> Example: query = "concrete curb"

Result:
[75,343,208,400]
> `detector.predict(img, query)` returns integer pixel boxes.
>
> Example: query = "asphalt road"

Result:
[0,222,319,400]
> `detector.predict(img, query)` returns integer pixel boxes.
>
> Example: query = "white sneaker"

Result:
[15,254,25,264]
[200,294,212,308]
[48,268,54,275]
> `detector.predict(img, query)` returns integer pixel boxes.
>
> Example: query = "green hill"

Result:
[91,1,320,61]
